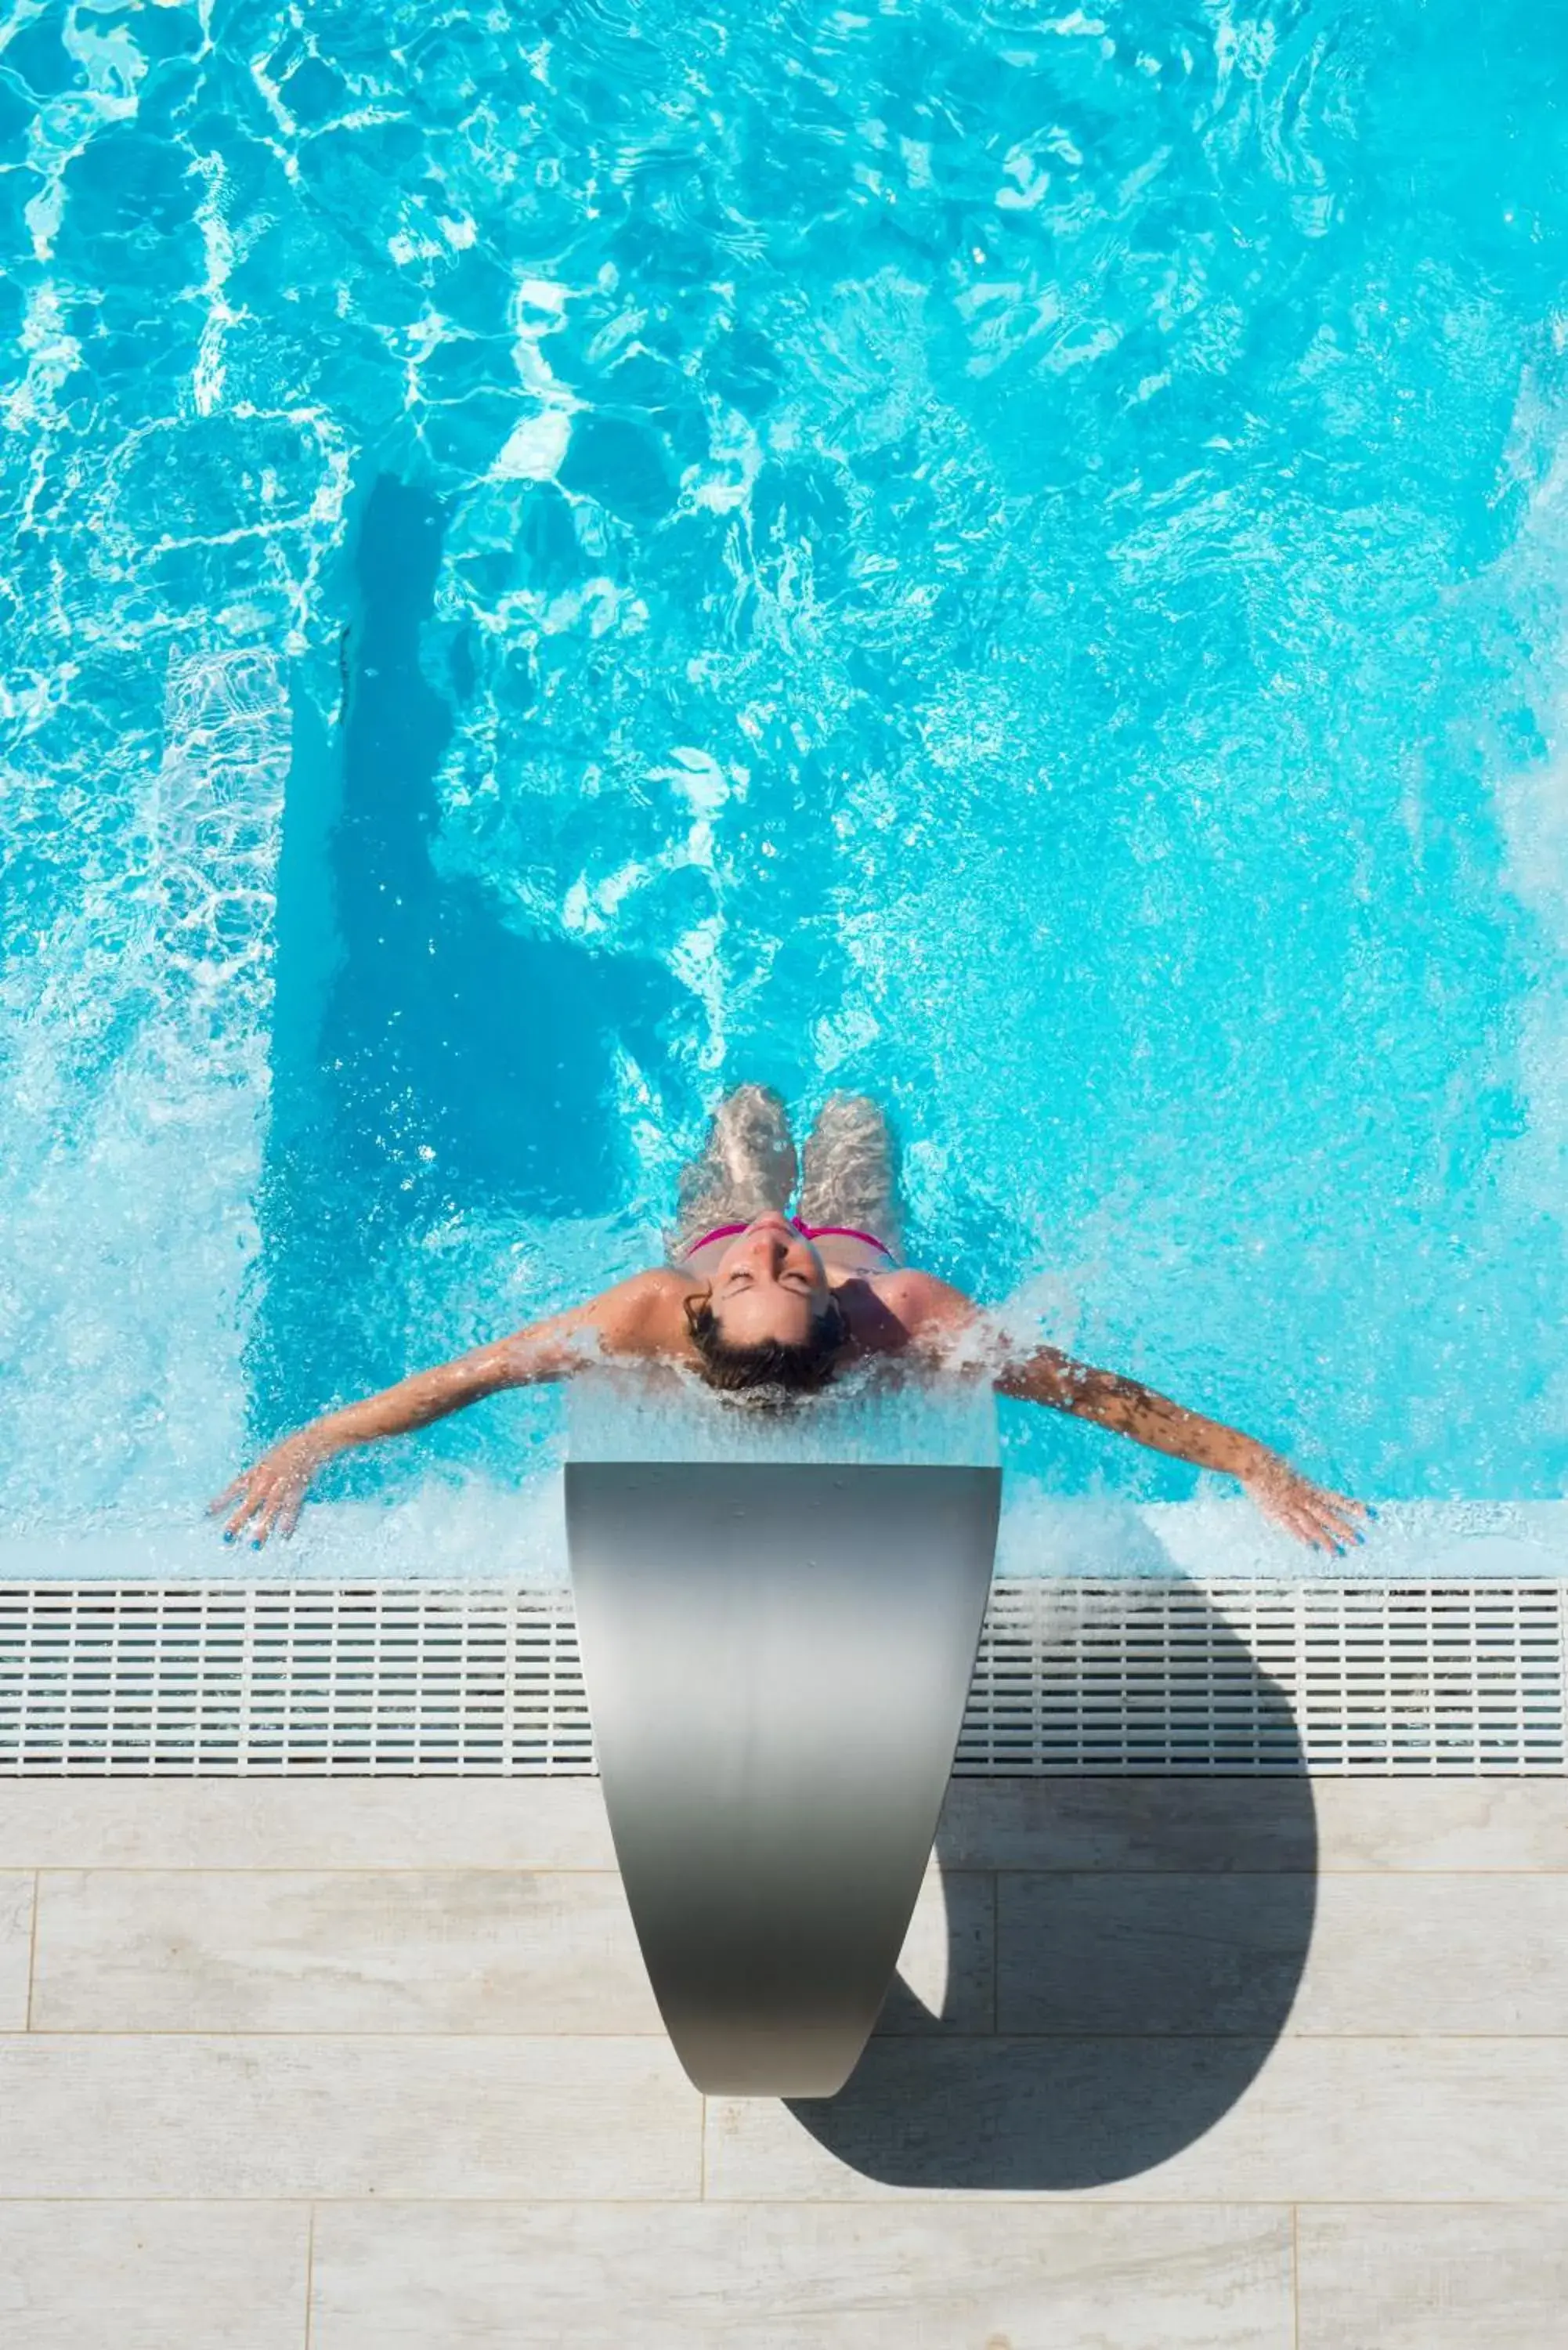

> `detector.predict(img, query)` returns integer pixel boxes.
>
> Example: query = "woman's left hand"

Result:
[208,1430,331,1547]
[1241,1452,1369,1553]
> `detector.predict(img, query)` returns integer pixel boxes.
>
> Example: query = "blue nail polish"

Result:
[1367,1506,1379,1520]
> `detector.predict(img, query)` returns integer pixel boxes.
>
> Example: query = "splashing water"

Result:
[2,1,1566,1568]
[567,1365,1000,1471]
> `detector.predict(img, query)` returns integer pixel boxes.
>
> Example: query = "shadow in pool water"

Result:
[251,473,681,1432]
[786,1584,1317,2189]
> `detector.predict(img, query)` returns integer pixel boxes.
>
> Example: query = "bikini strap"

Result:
[684,1217,894,1260]
[682,1222,750,1258]
[793,1220,895,1257]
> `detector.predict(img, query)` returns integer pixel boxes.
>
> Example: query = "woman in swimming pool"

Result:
[214,1085,1368,1554]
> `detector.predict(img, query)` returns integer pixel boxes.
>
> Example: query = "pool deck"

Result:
[0,1775,1565,2346]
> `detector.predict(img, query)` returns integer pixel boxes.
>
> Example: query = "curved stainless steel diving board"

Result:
[565,1460,1001,2098]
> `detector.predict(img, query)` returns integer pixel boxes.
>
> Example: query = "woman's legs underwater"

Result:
[797,1092,904,1257]
[667,1084,798,1259]
[668,1085,905,1261]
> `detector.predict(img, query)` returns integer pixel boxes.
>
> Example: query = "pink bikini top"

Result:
[685,1215,894,1261]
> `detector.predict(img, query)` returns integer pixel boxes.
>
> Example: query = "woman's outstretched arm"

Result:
[209,1272,674,1546]
[901,1280,1367,1552]
[997,1341,1367,1553]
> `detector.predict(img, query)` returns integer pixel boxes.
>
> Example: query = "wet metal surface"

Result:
[566,1462,1000,2095]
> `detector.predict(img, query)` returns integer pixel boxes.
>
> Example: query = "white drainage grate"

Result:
[959,1581,1568,1775]
[0,1580,1563,1777]
[0,1585,592,1777]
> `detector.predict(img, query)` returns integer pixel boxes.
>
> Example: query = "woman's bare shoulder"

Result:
[857,1269,1005,1375]
[865,1267,979,1332]
[587,1267,696,1354]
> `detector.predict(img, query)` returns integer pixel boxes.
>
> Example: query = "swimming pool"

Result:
[2,1,1564,1571]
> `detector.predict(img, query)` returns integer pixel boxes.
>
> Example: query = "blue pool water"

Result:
[2,2,1566,1561]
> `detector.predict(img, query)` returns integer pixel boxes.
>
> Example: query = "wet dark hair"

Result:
[684,1291,848,1397]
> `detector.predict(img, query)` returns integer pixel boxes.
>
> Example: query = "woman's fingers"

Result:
[216,1457,269,1538]
[1249,1468,1372,1553]
[251,1493,287,1548]
[224,1470,291,1543]
[1297,1503,1341,1551]
[1322,1491,1370,1542]
[267,1475,307,1543]
[1300,1494,1367,1553]
[245,1468,311,1548]
[223,1482,265,1539]
[215,1447,313,1546]
[250,1486,288,1547]
[1275,1471,1368,1550]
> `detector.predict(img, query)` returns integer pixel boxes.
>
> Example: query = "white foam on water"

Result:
[567,1361,1001,1468]
[997,1480,1568,1582]
[0,648,290,1524]
[5,1478,1559,1589]
[0,1472,569,1587]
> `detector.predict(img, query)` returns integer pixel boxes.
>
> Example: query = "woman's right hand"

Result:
[208,1431,331,1547]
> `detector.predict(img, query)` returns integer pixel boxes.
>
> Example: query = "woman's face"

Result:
[707,1212,833,1346]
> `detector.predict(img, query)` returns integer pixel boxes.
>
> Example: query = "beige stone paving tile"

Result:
[0,2035,699,2200]
[1297,2205,1568,2349]
[28,1864,985,2038]
[0,1780,616,1871]
[1294,1875,1568,2036]
[936,1777,1568,1873]
[31,1867,660,2035]
[998,1870,1310,2037]
[883,1870,992,2034]
[936,1779,1319,1873]
[10,1776,1566,1875]
[997,1870,1568,2037]
[0,2201,309,2350]
[1309,1781,1568,1875]
[706,2036,1568,2203]
[0,1873,32,2030]
[310,2198,1295,2349]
